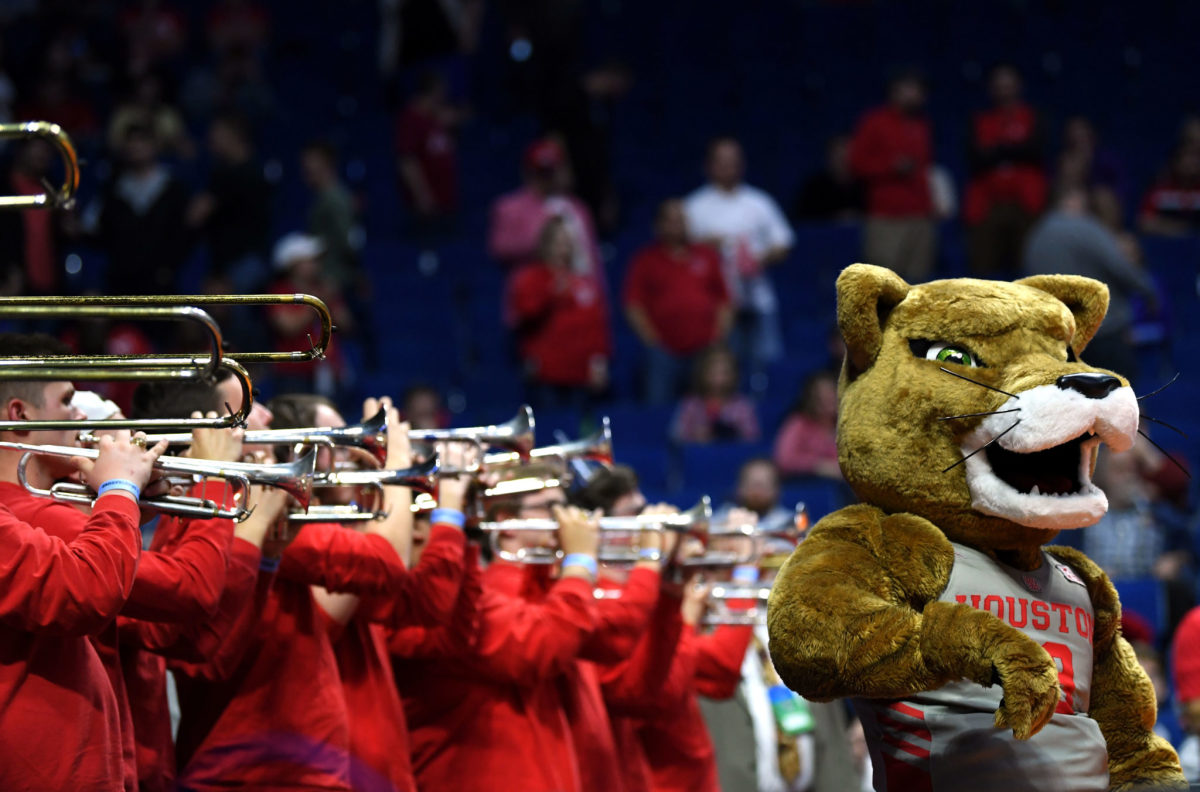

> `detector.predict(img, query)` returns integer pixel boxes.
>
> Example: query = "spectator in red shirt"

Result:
[849,70,935,281]
[0,139,71,297]
[773,370,841,480]
[507,216,612,411]
[965,64,1047,275]
[1139,142,1200,236]
[671,345,759,444]
[396,70,462,241]
[624,198,732,406]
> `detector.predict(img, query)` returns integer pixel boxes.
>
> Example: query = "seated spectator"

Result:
[1056,116,1128,212]
[1063,447,1192,585]
[794,135,865,222]
[965,64,1046,275]
[671,345,759,444]
[774,370,840,480]
[108,71,193,160]
[401,383,449,430]
[1171,607,1200,781]
[624,198,731,405]
[1139,143,1200,236]
[506,217,611,410]
[395,70,462,241]
[267,233,348,398]
[715,457,791,536]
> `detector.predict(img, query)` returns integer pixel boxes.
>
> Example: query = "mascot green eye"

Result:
[926,343,980,367]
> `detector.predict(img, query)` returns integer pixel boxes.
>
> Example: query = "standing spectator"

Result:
[301,139,358,291]
[91,122,191,295]
[849,70,935,281]
[488,137,606,294]
[1057,116,1129,212]
[684,137,793,390]
[120,0,187,73]
[267,233,348,398]
[188,112,272,294]
[506,217,611,410]
[794,135,865,222]
[773,370,841,480]
[395,70,461,241]
[0,139,71,295]
[964,64,1046,275]
[1023,185,1157,380]
[1139,143,1200,236]
[671,345,759,444]
[624,198,731,405]
[107,71,193,160]
[206,0,271,58]
[1172,607,1200,782]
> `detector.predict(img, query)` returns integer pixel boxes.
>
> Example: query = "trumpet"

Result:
[0,441,317,520]
[703,584,772,626]
[482,417,611,472]
[411,405,536,456]
[0,122,79,209]
[314,457,441,494]
[476,497,712,564]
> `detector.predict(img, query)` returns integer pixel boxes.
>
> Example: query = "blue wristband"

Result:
[562,552,598,578]
[431,508,465,529]
[732,564,760,584]
[97,479,141,501]
[638,547,662,562]
[259,555,281,573]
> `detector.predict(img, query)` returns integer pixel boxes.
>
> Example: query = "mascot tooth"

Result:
[767,264,1186,792]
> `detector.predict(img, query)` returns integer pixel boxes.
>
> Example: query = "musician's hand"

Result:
[681,579,713,627]
[436,442,475,514]
[77,432,168,499]
[555,504,600,559]
[187,411,245,463]
[235,485,292,550]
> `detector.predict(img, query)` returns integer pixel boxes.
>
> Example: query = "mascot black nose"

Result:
[1056,372,1121,400]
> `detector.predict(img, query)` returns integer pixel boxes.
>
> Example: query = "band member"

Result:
[0,335,166,791]
[393,487,601,792]
[174,393,468,791]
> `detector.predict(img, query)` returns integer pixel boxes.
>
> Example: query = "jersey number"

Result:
[1041,641,1076,715]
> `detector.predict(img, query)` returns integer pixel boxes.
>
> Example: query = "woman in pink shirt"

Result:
[671,346,759,444]
[773,371,841,479]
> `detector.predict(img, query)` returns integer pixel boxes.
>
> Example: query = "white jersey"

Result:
[853,542,1109,792]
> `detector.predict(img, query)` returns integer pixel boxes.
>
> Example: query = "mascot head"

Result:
[836,264,1139,552]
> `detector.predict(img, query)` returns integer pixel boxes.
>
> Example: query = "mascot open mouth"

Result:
[984,432,1094,497]
[959,382,1139,530]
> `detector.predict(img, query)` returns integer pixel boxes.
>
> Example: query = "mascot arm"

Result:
[769,505,1061,740]
[1046,546,1186,791]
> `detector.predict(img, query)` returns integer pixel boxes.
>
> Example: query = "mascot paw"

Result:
[990,640,1061,740]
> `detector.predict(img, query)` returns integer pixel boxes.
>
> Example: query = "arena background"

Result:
[4,0,1198,545]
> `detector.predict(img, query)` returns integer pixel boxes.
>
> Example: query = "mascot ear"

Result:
[837,264,911,380]
[1013,274,1109,355]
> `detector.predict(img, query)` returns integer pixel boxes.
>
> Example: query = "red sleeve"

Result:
[507,265,557,324]
[121,481,235,622]
[388,544,482,659]
[579,567,660,663]
[469,576,595,687]
[277,522,407,595]
[355,522,468,627]
[692,624,754,700]
[0,494,141,635]
[123,537,261,665]
[169,540,270,682]
[622,249,651,309]
[849,113,896,180]
[602,593,696,716]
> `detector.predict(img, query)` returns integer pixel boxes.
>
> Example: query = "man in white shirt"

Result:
[685,138,794,391]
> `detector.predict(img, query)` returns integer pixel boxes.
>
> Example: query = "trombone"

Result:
[1,442,317,520]
[411,405,536,456]
[0,294,335,364]
[0,122,78,210]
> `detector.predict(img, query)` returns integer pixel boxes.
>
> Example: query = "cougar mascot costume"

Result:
[767,264,1186,791]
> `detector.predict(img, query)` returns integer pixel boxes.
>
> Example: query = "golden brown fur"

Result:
[767,264,1185,790]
